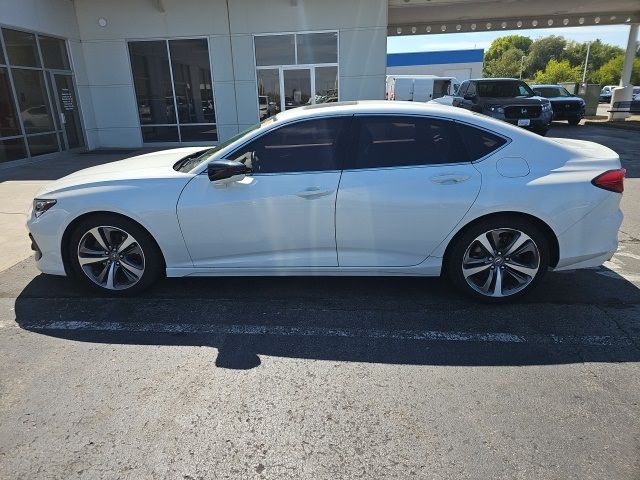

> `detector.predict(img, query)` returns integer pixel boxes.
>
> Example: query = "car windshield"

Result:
[534,86,572,97]
[477,81,534,98]
[174,117,278,172]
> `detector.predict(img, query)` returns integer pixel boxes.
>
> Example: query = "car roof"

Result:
[530,84,563,88]
[468,78,522,82]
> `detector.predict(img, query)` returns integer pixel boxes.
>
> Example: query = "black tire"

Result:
[445,215,550,303]
[67,214,163,295]
[568,117,581,126]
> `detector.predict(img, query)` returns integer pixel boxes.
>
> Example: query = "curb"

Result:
[584,121,640,132]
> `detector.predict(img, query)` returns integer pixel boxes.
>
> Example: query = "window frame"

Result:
[222,115,353,175]
[125,36,218,146]
[253,30,340,117]
[344,114,475,171]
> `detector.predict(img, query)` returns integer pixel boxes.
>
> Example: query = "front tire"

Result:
[67,214,163,295]
[568,117,581,126]
[446,216,549,303]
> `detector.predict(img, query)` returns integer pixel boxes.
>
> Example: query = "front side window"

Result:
[230,118,347,174]
[347,116,468,170]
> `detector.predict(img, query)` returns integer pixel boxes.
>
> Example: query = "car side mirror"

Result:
[207,160,251,182]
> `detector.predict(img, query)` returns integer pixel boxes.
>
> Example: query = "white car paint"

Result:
[27,101,623,282]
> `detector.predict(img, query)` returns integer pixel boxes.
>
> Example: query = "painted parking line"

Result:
[17,319,638,347]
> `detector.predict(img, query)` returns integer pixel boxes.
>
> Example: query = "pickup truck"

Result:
[452,78,553,135]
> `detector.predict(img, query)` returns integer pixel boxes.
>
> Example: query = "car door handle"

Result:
[430,174,471,185]
[295,187,334,199]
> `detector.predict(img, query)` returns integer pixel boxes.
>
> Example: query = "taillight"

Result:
[592,168,626,193]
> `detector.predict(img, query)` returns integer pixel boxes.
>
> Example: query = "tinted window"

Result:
[254,35,295,66]
[466,82,476,96]
[457,81,468,96]
[39,35,70,70]
[456,123,507,161]
[2,29,40,67]
[296,33,338,64]
[230,118,347,173]
[348,116,468,169]
[476,81,534,97]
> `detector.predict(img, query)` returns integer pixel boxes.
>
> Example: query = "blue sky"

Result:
[387,25,632,53]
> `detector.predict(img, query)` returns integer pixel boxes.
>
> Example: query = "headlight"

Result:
[488,105,505,114]
[541,102,552,111]
[33,199,57,218]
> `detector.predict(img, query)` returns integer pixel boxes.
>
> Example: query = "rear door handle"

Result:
[295,187,334,199]
[430,174,471,185]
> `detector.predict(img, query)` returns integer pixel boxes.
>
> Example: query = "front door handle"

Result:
[430,174,471,185]
[295,187,334,199]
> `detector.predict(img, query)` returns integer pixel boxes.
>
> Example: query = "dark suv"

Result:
[453,78,553,135]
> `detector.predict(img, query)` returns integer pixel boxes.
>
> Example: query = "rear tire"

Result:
[67,214,163,295]
[446,215,549,303]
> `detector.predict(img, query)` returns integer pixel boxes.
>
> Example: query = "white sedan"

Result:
[27,101,625,301]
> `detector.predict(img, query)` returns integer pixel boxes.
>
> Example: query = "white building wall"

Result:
[386,61,483,81]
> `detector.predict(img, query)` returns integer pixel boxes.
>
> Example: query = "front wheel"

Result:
[446,216,549,302]
[67,214,163,295]
[568,117,581,126]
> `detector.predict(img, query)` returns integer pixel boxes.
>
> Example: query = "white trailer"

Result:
[385,75,460,102]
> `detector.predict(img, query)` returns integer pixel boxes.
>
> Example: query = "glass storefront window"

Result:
[254,34,295,66]
[296,33,338,64]
[283,69,311,110]
[129,39,217,143]
[39,35,71,70]
[12,69,55,134]
[0,68,21,137]
[169,39,215,124]
[314,66,338,103]
[0,137,27,163]
[2,28,41,67]
[27,133,58,156]
[257,68,280,120]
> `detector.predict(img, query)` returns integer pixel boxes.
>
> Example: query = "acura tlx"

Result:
[27,101,624,302]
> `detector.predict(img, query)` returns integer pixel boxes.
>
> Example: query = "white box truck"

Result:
[385,75,460,104]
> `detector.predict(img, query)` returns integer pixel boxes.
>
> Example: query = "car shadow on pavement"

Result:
[11,264,640,370]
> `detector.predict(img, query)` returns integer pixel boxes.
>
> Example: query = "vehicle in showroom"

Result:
[452,78,553,135]
[531,84,586,125]
[27,101,624,302]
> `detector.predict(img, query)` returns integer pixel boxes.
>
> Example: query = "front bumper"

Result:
[551,105,585,120]
[486,110,553,130]
[26,208,68,276]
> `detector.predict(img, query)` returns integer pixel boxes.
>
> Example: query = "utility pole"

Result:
[582,41,591,83]
[520,55,526,80]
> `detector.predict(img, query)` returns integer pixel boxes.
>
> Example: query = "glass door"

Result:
[282,68,311,110]
[50,73,84,149]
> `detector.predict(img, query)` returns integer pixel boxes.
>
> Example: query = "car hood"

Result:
[479,96,546,105]
[36,146,208,197]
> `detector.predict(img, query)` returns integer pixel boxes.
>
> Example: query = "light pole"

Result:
[582,41,591,83]
[520,55,526,79]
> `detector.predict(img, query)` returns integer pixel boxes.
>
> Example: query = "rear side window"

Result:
[346,116,469,169]
[229,117,348,173]
[456,123,507,161]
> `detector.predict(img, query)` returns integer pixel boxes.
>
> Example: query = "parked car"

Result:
[632,86,640,101]
[599,85,617,103]
[27,101,624,302]
[531,84,586,125]
[452,78,553,135]
[386,75,460,103]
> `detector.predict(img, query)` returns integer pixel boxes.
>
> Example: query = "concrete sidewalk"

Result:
[0,149,149,272]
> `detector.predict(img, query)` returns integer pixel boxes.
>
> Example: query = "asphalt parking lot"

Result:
[1,122,639,479]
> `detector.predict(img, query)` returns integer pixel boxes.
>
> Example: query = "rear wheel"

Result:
[67,214,163,295]
[446,216,549,302]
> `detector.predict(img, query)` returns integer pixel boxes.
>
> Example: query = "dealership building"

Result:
[0,0,638,165]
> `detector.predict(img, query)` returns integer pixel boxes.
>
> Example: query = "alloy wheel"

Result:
[77,226,145,290]
[461,228,540,298]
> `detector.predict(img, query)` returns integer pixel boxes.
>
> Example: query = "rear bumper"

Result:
[553,194,623,271]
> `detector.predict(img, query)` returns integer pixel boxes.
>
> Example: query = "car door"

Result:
[177,116,350,268]
[335,115,482,267]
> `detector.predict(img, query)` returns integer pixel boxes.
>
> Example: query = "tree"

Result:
[534,59,582,84]
[563,39,624,82]
[484,35,532,63]
[484,48,525,78]
[592,54,640,85]
[523,36,567,78]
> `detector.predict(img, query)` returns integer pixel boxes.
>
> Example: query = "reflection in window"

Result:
[315,66,338,104]
[179,125,217,142]
[254,35,295,66]
[283,69,311,110]
[128,41,175,125]
[0,68,21,137]
[27,133,58,156]
[169,39,214,124]
[0,137,27,163]
[141,126,179,143]
[257,69,280,120]
[12,69,55,134]
[296,33,338,64]
[2,29,40,67]
[39,36,71,70]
